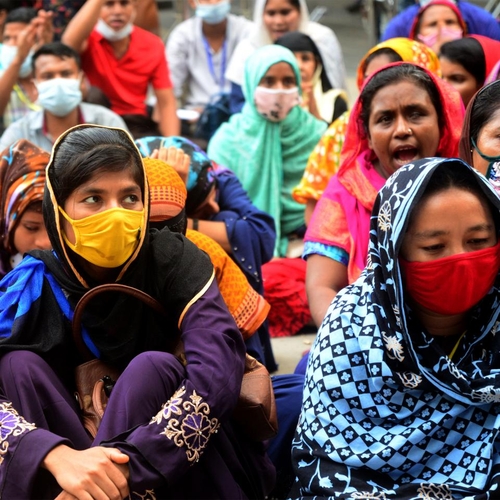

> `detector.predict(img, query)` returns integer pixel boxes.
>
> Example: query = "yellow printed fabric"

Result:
[186,229,269,340]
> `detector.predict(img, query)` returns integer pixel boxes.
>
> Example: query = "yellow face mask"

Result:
[59,206,144,268]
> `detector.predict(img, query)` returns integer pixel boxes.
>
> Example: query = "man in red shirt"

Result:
[62,0,180,137]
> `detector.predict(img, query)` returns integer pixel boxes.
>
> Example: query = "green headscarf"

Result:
[207,45,327,256]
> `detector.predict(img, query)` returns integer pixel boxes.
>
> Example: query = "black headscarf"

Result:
[26,125,214,368]
[275,31,333,92]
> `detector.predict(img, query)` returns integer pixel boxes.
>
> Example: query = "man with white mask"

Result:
[166,0,253,118]
[62,0,180,137]
[0,42,127,151]
[0,7,53,131]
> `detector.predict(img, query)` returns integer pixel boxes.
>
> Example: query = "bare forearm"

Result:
[307,285,337,327]
[135,0,160,35]
[0,64,22,116]
[62,0,103,51]
[158,105,180,136]
[188,218,231,253]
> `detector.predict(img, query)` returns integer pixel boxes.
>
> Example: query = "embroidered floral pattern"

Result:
[378,201,392,232]
[152,387,219,463]
[382,332,405,362]
[397,371,422,389]
[472,386,500,403]
[417,483,452,499]
[131,489,156,499]
[150,387,186,425]
[0,402,36,465]
[351,492,387,499]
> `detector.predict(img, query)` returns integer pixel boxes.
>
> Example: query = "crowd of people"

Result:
[0,0,499,498]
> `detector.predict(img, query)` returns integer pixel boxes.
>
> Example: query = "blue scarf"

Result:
[292,157,500,499]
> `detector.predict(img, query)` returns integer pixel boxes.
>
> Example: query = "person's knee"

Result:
[0,350,47,383]
[122,351,185,391]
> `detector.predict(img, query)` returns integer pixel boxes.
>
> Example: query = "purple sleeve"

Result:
[102,280,246,492]
[381,5,419,40]
[213,172,276,290]
[0,402,69,497]
[457,1,500,40]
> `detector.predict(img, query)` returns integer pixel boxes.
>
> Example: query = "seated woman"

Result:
[209,44,327,337]
[274,31,348,125]
[305,62,463,328]
[225,0,346,114]
[135,134,278,371]
[459,79,500,193]
[0,139,51,277]
[0,124,275,498]
[293,37,441,225]
[144,154,270,340]
[144,154,305,496]
[409,0,466,54]
[291,157,500,498]
[439,35,500,107]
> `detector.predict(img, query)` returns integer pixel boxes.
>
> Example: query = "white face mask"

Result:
[95,18,134,42]
[253,86,300,122]
[35,77,82,117]
[0,45,33,78]
[195,0,231,24]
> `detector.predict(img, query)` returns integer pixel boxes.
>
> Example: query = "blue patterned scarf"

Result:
[292,157,500,499]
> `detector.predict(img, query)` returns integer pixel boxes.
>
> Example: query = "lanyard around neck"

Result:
[13,83,40,111]
[202,36,227,90]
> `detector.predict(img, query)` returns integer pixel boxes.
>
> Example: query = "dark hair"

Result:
[274,31,332,91]
[32,42,81,73]
[50,126,144,206]
[265,0,300,9]
[4,7,36,26]
[0,1,18,14]
[409,161,498,231]
[360,63,443,134]
[469,81,500,145]
[439,37,485,86]
[24,200,43,214]
[362,47,403,76]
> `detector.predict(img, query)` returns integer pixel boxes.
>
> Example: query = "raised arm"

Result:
[0,23,38,116]
[61,0,103,52]
[155,87,181,137]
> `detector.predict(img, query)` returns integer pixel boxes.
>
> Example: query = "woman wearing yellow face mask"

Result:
[0,125,275,499]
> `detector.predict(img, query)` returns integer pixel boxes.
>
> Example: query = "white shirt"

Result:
[166,14,254,109]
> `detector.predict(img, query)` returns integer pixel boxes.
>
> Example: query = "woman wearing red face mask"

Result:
[291,157,500,499]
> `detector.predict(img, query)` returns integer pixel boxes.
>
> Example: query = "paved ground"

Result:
[158,1,372,374]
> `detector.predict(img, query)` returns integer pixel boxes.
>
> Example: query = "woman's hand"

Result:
[150,146,190,186]
[43,444,130,500]
[301,81,322,121]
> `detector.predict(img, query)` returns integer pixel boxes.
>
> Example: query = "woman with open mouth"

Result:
[304,62,464,329]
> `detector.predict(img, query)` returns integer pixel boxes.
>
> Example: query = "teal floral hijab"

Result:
[207,45,327,256]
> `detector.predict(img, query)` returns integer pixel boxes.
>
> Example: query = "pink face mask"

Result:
[418,27,462,48]
[253,86,300,122]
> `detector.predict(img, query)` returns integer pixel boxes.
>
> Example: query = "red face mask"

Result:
[399,240,500,315]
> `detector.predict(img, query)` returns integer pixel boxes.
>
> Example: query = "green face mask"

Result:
[59,206,144,268]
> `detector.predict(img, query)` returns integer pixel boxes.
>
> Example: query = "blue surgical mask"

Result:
[35,77,82,117]
[95,18,134,41]
[195,0,231,24]
[471,137,500,194]
[0,45,33,78]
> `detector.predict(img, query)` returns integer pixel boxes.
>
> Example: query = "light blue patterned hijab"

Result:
[292,157,500,499]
